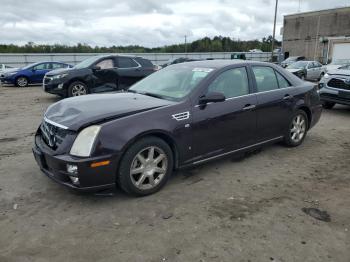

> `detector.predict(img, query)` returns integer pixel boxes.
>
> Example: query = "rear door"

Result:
[251,66,294,142]
[116,57,143,89]
[192,66,257,161]
[91,58,118,93]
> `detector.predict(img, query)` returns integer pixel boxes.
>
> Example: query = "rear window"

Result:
[117,57,139,68]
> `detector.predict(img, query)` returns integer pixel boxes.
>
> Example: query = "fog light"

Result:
[57,83,63,89]
[70,176,79,185]
[67,164,78,176]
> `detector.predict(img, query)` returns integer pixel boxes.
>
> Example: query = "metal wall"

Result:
[0,52,273,67]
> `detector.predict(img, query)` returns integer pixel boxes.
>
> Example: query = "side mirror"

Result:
[92,65,101,71]
[199,92,226,105]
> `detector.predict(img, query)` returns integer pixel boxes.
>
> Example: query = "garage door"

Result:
[332,43,350,61]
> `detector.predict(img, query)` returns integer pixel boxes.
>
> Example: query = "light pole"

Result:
[184,35,187,55]
[271,0,278,62]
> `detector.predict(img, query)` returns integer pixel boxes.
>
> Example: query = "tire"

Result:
[322,101,335,109]
[284,110,308,147]
[117,136,174,196]
[68,81,88,97]
[15,76,28,87]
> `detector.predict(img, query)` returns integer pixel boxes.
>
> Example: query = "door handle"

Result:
[242,104,256,111]
[283,94,293,100]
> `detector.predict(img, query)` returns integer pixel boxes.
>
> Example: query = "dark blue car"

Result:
[0,62,72,87]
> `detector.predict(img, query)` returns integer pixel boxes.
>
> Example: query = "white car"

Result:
[323,59,350,72]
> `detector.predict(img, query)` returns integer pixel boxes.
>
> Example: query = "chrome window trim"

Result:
[193,136,283,165]
[44,116,69,130]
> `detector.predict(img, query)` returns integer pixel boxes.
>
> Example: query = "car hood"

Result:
[44,93,174,131]
[46,68,76,76]
[286,68,303,73]
[327,69,350,77]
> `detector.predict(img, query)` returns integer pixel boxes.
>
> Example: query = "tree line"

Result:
[0,36,280,53]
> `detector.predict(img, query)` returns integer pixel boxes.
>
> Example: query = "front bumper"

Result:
[33,135,117,192]
[43,80,67,96]
[319,86,350,106]
[0,76,15,84]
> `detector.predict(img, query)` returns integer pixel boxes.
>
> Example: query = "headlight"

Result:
[70,125,101,157]
[323,73,330,79]
[51,73,68,80]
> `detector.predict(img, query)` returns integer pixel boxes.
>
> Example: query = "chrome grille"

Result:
[40,119,68,149]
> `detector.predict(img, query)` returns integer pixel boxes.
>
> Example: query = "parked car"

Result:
[161,57,198,68]
[286,61,326,81]
[43,55,156,97]
[319,64,350,109]
[231,53,246,60]
[0,62,72,87]
[323,59,350,72]
[33,60,322,196]
[0,64,14,72]
[281,56,305,68]
[249,49,263,53]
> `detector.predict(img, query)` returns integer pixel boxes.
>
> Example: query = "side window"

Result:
[275,71,291,89]
[52,63,64,69]
[252,66,279,92]
[33,63,48,70]
[207,67,249,99]
[96,59,114,69]
[117,57,139,68]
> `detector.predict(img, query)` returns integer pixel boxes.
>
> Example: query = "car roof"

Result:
[170,59,274,69]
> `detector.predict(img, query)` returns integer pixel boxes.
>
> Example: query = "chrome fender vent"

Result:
[172,111,190,121]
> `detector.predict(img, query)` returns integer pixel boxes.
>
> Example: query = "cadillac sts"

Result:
[32,60,322,196]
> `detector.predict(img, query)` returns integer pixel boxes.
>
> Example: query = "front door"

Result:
[91,58,118,93]
[192,67,257,161]
[32,63,51,83]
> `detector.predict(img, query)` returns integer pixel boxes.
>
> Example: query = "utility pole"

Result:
[271,0,278,62]
[184,35,187,55]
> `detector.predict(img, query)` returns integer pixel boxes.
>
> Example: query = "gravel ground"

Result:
[0,85,349,262]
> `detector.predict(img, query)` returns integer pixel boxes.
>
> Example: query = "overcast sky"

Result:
[0,0,349,47]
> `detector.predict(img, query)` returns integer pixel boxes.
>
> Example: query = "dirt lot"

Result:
[0,85,349,262]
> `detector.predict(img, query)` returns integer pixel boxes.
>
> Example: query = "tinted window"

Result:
[135,58,153,67]
[208,67,249,98]
[33,63,50,70]
[52,63,66,69]
[118,57,138,68]
[96,59,114,69]
[275,71,291,88]
[252,66,279,92]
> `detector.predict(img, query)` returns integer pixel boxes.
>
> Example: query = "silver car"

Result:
[319,65,350,109]
[286,61,326,81]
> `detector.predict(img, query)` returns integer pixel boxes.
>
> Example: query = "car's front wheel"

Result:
[68,81,88,97]
[15,76,28,87]
[322,101,335,109]
[284,110,308,147]
[118,137,173,196]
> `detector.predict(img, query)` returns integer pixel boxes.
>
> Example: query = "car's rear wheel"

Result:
[118,137,173,196]
[322,101,335,109]
[284,110,308,147]
[68,81,88,97]
[16,76,28,87]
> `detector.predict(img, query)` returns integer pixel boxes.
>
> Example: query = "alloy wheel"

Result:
[290,114,306,143]
[17,77,28,87]
[130,146,168,190]
[71,84,87,96]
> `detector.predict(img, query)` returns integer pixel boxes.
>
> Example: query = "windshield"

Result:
[331,59,350,65]
[129,65,213,101]
[74,56,102,69]
[22,63,40,70]
[284,57,298,62]
[287,61,308,69]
